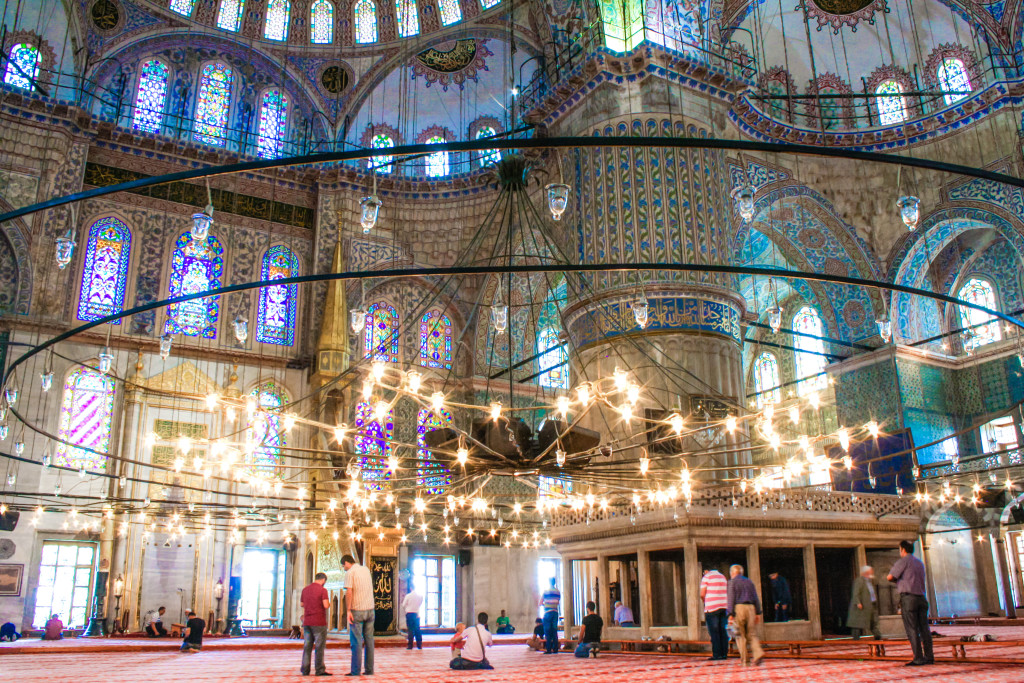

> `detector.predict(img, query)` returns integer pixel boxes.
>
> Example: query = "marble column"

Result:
[637,549,653,637]
[804,545,822,639]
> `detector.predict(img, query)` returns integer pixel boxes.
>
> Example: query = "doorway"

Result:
[239,548,286,628]
[814,547,856,634]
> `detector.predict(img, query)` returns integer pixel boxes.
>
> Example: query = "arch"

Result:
[924,44,982,104]
[265,0,291,41]
[311,0,335,43]
[193,62,234,147]
[394,0,420,37]
[793,306,828,394]
[875,80,906,125]
[364,301,399,362]
[419,309,452,368]
[170,0,196,16]
[937,57,971,106]
[0,197,33,315]
[256,88,289,159]
[257,245,300,346]
[354,401,393,491]
[132,59,170,134]
[537,277,568,388]
[438,0,462,25]
[417,407,452,494]
[3,43,41,89]
[957,277,1001,350]
[474,125,501,166]
[753,351,780,406]
[421,132,449,177]
[354,0,378,43]
[55,366,116,472]
[165,231,225,338]
[77,216,132,323]
[247,380,287,476]
[216,0,245,31]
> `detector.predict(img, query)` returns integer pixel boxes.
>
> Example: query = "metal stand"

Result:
[82,595,108,637]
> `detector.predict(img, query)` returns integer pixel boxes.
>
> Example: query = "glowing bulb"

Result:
[619,403,632,423]
[372,360,386,382]
[431,392,445,413]
[374,400,389,421]
[576,382,591,406]
[788,406,799,424]
[456,447,469,466]
[159,333,172,360]
[725,416,737,433]
[843,455,853,471]
[667,413,684,435]
[769,433,781,450]
[177,436,192,455]
[613,367,629,392]
[205,393,220,410]
[639,455,650,475]
[334,424,348,443]
[626,383,640,406]
[283,414,297,432]
[866,420,880,438]
[808,392,820,410]
[406,371,422,394]
[837,428,850,452]
[414,498,426,512]
[489,402,502,421]
[556,396,570,418]
[387,456,399,471]
[556,449,566,467]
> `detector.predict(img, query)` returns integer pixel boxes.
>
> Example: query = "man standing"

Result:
[180,610,205,652]
[887,540,933,666]
[848,565,882,640]
[401,584,424,650]
[700,566,729,661]
[613,601,635,627]
[343,554,376,676]
[768,571,791,622]
[574,601,603,658]
[540,577,561,654]
[727,565,764,666]
[300,571,332,677]
[450,612,494,670]
[142,606,167,637]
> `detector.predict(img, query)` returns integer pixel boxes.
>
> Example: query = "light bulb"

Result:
[283,414,297,432]
[489,402,502,421]
[374,400,389,421]
[191,210,212,241]
[351,308,366,334]
[159,333,173,359]
[668,413,684,434]
[788,406,800,424]
[731,184,755,223]
[205,393,220,411]
[40,371,53,392]
[556,395,570,418]
[431,391,445,413]
[897,195,920,231]
[767,306,783,334]
[360,195,383,233]
[725,416,737,433]
[632,295,649,329]
[639,455,650,475]
[361,379,373,402]
[387,456,399,471]
[406,371,422,394]
[13,441,23,455]
[876,318,892,343]
[545,183,570,220]
[334,423,348,443]
[838,427,850,451]
[866,420,880,437]
[626,383,640,406]
[233,316,248,344]
[843,455,853,471]
[456,447,469,466]
[54,229,76,269]
[577,382,592,406]
[372,360,386,382]
[97,347,114,374]
[491,303,508,332]
[556,449,566,467]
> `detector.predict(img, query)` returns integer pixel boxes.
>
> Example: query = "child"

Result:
[527,618,544,651]
[450,622,466,660]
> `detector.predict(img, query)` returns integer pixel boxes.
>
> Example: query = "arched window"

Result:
[256,89,288,159]
[371,133,394,173]
[3,43,41,89]
[364,301,399,362]
[264,0,291,40]
[55,367,115,471]
[217,0,245,30]
[938,57,971,105]
[247,381,286,476]
[958,277,1001,350]
[165,231,224,338]
[257,245,299,346]
[875,80,906,125]
[194,63,233,146]
[354,0,378,43]
[417,408,452,494]
[793,306,828,394]
[475,126,501,166]
[537,327,568,388]
[480,0,500,7]
[132,59,169,133]
[394,0,420,37]
[425,136,448,177]
[438,0,462,25]
[753,352,780,407]
[170,0,195,16]
[77,217,132,323]
[420,310,452,369]
[354,401,393,491]
[310,0,334,42]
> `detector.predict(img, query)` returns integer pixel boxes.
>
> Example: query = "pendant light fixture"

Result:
[897,195,920,231]
[633,291,649,329]
[192,180,215,241]
[360,169,382,233]
[233,315,248,344]
[54,228,76,269]
[731,182,755,223]
[766,278,783,334]
[545,183,570,221]
[98,347,114,374]
[351,280,366,334]
[159,333,173,360]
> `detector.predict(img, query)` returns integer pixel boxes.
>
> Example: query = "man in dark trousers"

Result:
[540,577,561,654]
[300,571,332,676]
[180,610,205,652]
[574,601,603,658]
[768,571,792,622]
[887,540,933,666]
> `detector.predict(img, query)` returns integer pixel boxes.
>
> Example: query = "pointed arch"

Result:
[364,301,399,362]
[875,80,906,125]
[216,0,245,30]
[311,0,334,43]
[3,43,41,89]
[394,0,420,36]
[55,367,116,471]
[247,381,287,476]
[165,231,224,338]
[793,306,828,394]
[957,277,1000,350]
[419,309,452,369]
[937,57,971,105]
[170,0,196,16]
[753,352,780,407]
[354,401,393,491]
[132,59,169,133]
[424,135,448,177]
[256,89,289,159]
[257,245,300,346]
[194,62,234,146]
[77,216,132,323]
[264,0,291,40]
[417,407,452,494]
[438,0,462,25]
[354,0,378,42]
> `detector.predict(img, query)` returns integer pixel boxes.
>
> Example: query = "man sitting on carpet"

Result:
[495,610,514,634]
[143,606,168,637]
[574,602,603,659]
[450,612,494,670]
[180,611,205,652]
[0,621,21,641]
[527,618,545,651]
[42,614,63,640]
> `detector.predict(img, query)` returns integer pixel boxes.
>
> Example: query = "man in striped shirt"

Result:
[540,578,561,654]
[700,567,729,661]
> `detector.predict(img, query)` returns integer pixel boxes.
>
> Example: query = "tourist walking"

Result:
[540,577,561,654]
[727,565,764,666]
[300,571,331,676]
[848,565,882,640]
[343,554,376,676]
[887,540,934,666]
[401,584,424,650]
[768,571,791,622]
[700,566,730,661]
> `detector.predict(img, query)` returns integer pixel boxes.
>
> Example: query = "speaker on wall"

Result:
[0,509,19,532]
[457,549,471,566]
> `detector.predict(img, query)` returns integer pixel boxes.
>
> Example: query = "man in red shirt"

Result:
[301,572,332,676]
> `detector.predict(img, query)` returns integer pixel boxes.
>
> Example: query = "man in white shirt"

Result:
[450,612,494,670]
[401,585,424,650]
[142,606,167,637]
[343,554,376,676]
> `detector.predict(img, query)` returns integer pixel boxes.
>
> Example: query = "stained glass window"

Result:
[475,126,501,166]
[438,0,462,25]
[480,0,500,6]
[793,306,828,394]
[77,217,131,323]
[371,133,394,173]
[246,382,286,476]
[310,0,334,43]
[394,0,419,37]
[4,43,41,90]
[538,327,568,388]
[419,310,452,369]
[257,245,299,346]
[354,0,378,43]
[354,401,393,491]
[364,302,399,362]
[417,408,453,494]
[264,0,291,40]
[170,0,195,16]
[958,277,1001,351]
[938,57,971,105]
[875,80,906,125]
[538,475,572,500]
[194,63,233,146]
[55,367,115,471]
[425,135,448,177]
[132,60,169,134]
[165,231,224,338]
[256,89,288,159]
[217,0,245,31]
[753,352,780,407]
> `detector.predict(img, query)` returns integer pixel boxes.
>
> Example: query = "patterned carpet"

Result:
[1,641,1022,682]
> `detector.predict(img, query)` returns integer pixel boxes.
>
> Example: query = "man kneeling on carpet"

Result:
[143,606,168,637]
[574,601,602,658]
[450,612,494,670]
[180,611,205,652]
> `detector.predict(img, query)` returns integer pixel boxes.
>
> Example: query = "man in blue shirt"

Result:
[887,540,933,666]
[727,564,764,666]
[540,578,561,654]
